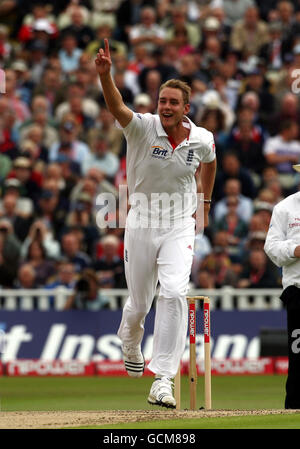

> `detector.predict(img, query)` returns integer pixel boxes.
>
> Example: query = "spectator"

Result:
[16,263,37,289]
[22,219,60,261]
[223,0,255,26]
[60,231,91,272]
[82,133,120,179]
[213,178,253,223]
[200,230,239,287]
[0,219,21,287]
[5,69,31,122]
[58,33,83,75]
[0,191,32,241]
[22,239,56,286]
[93,234,126,289]
[60,6,94,50]
[64,268,110,310]
[129,6,166,53]
[229,6,270,59]
[214,152,257,200]
[7,156,42,204]
[237,248,279,288]
[164,4,201,48]
[263,120,300,189]
[225,106,267,174]
[46,260,76,290]
[49,113,91,166]
[86,21,127,59]
[213,194,248,262]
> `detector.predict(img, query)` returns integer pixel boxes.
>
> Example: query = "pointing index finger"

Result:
[104,38,110,56]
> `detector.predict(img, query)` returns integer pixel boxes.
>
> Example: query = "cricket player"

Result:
[264,163,300,409]
[95,39,216,408]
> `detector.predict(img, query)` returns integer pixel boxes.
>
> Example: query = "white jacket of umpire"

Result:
[264,191,300,290]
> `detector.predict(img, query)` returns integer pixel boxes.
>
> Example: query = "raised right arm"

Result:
[95,39,133,128]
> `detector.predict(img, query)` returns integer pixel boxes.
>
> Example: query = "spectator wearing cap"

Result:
[0,191,32,241]
[27,18,58,50]
[60,6,94,50]
[18,4,57,41]
[48,113,91,166]
[7,156,42,204]
[200,16,229,57]
[0,178,33,217]
[133,93,153,113]
[229,6,270,59]
[10,60,34,107]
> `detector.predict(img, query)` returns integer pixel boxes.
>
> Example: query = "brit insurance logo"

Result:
[151,146,169,159]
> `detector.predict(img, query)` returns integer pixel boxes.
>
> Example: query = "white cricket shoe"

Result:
[148,376,176,409]
[122,345,145,378]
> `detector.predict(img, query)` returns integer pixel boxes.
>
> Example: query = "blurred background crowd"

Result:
[0,0,300,307]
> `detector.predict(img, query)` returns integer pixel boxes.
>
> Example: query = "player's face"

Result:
[158,87,190,132]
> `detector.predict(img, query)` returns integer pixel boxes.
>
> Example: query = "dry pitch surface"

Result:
[0,409,299,429]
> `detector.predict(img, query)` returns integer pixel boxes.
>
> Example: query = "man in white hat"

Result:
[264,163,300,409]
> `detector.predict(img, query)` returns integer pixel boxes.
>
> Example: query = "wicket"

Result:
[174,296,212,410]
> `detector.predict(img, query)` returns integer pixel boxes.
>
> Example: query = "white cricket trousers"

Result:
[117,214,195,378]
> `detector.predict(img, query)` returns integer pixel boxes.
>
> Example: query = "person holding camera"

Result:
[64,268,110,310]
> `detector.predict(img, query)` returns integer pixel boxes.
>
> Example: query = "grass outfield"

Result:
[0,375,299,429]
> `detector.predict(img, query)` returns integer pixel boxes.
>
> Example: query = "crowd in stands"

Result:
[1,0,300,308]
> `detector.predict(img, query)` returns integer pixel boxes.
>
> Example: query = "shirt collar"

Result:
[154,114,198,141]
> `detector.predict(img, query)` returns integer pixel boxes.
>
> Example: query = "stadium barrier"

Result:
[0,357,289,376]
[0,287,284,310]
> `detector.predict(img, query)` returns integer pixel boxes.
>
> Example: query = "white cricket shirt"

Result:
[264,191,300,290]
[120,112,216,225]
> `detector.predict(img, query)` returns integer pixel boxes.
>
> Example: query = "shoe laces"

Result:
[153,376,174,395]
